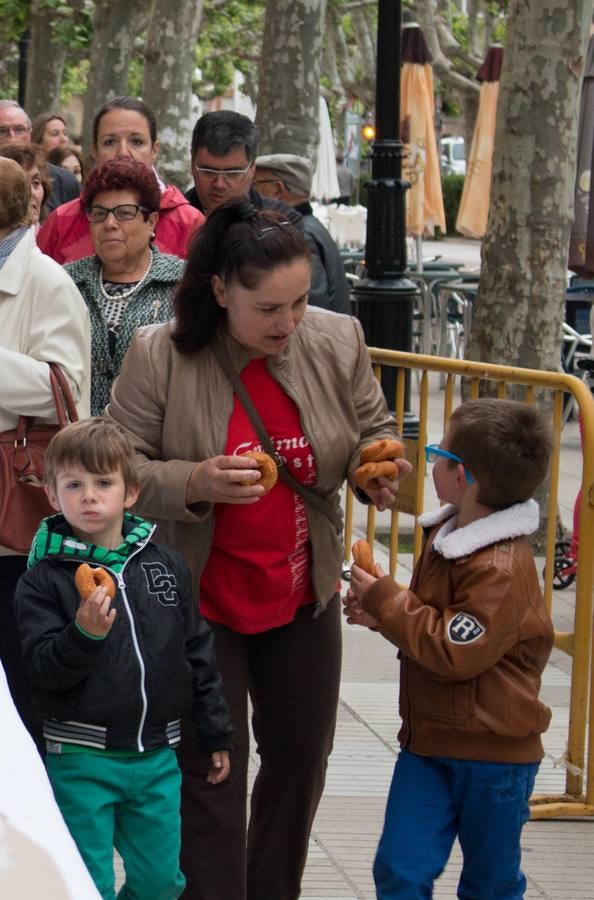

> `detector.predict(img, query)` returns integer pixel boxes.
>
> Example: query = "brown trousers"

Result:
[178,595,342,900]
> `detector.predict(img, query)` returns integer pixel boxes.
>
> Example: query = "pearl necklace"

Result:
[99,253,153,302]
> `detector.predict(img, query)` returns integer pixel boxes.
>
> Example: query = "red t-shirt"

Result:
[199,359,317,634]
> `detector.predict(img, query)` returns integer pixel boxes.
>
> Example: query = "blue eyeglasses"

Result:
[425,444,475,484]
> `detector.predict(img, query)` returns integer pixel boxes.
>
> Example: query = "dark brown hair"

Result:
[0,141,52,206]
[30,112,67,147]
[84,157,160,212]
[447,399,553,509]
[0,157,31,229]
[47,144,85,182]
[93,97,158,147]
[172,199,310,354]
[45,417,139,492]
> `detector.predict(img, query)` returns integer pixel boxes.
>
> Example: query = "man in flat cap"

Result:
[255,153,351,314]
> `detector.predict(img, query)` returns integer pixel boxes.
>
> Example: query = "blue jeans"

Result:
[374,749,538,899]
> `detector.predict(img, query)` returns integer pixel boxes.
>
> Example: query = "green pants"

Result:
[46,747,186,900]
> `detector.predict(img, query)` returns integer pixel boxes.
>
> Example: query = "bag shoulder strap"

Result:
[212,340,339,526]
[49,363,79,425]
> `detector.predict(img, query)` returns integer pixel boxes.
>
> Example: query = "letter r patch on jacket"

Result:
[447,612,485,644]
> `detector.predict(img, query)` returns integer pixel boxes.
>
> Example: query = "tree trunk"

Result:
[80,0,146,159]
[142,0,204,191]
[24,1,67,117]
[256,0,327,162]
[466,1,591,374]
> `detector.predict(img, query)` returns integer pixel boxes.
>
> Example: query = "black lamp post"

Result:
[353,1,420,437]
[17,29,31,109]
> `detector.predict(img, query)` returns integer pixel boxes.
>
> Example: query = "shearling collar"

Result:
[417,499,539,560]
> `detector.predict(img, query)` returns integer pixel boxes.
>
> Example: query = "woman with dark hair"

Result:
[38,96,203,263]
[106,199,411,900]
[65,157,184,414]
[0,142,52,227]
[30,113,69,153]
[47,144,85,184]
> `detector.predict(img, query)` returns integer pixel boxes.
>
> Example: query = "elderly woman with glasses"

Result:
[65,157,184,415]
[38,96,203,263]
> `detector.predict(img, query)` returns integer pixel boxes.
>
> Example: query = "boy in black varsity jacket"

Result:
[15,417,232,900]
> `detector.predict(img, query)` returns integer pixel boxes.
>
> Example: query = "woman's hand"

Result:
[186,454,267,505]
[207,750,230,784]
[362,457,413,512]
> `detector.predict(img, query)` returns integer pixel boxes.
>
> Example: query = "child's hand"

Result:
[207,750,230,784]
[76,585,116,637]
[342,588,378,628]
[350,561,386,599]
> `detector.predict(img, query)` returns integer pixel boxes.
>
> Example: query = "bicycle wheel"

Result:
[552,556,576,590]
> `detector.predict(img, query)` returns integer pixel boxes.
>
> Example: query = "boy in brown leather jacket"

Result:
[344,399,554,900]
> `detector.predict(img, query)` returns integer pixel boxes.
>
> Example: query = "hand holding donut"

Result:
[186,454,269,505]
[342,540,381,628]
[237,451,278,494]
[75,564,116,637]
[355,439,412,512]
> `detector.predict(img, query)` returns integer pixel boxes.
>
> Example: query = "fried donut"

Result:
[360,439,405,465]
[75,563,116,601]
[238,450,278,494]
[352,539,375,575]
[354,460,398,492]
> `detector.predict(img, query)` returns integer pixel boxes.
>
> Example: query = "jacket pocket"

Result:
[412,665,476,725]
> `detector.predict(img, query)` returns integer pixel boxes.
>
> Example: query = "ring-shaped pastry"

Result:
[75,563,116,600]
[352,539,374,574]
[360,439,405,465]
[239,450,278,494]
[354,460,398,492]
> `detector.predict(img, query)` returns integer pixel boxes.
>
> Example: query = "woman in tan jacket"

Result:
[107,199,410,900]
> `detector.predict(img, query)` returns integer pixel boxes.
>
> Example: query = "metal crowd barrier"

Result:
[342,348,594,819]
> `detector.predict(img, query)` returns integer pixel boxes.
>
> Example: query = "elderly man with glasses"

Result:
[0,100,80,213]
[185,111,340,312]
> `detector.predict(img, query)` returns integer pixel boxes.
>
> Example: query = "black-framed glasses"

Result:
[425,444,475,484]
[193,164,252,184]
[86,204,150,224]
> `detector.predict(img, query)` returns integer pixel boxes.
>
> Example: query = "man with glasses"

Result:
[0,100,80,213]
[255,153,351,314]
[186,111,336,312]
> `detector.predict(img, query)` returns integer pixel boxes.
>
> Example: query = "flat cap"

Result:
[255,153,312,196]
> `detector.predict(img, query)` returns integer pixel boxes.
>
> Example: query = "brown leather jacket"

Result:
[107,308,397,607]
[362,501,554,763]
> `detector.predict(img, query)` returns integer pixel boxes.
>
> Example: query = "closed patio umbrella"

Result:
[569,33,594,276]
[400,23,446,260]
[456,45,503,239]
[311,96,340,202]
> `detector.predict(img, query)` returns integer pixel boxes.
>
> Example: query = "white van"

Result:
[441,136,466,176]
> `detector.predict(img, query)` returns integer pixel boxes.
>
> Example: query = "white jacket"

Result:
[0,228,90,432]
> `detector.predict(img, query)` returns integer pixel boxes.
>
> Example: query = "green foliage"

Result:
[194,0,264,99]
[59,58,89,107]
[0,0,28,44]
[441,174,465,235]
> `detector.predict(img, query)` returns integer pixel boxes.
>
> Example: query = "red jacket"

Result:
[37,184,204,263]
